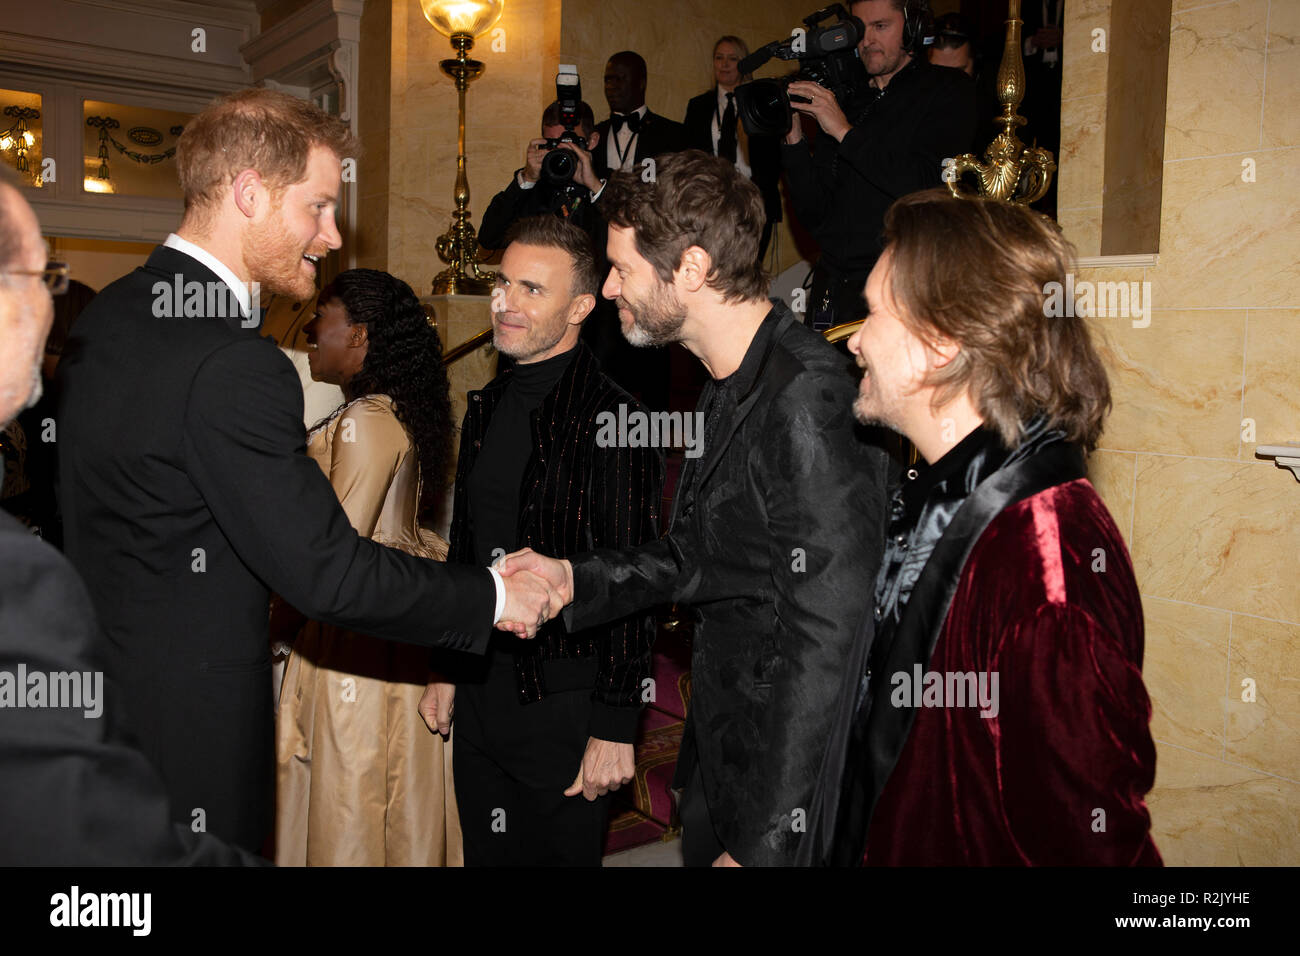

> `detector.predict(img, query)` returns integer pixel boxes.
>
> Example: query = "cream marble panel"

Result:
[1242,310,1300,458]
[1085,449,1135,545]
[1132,455,1300,624]
[1057,206,1102,258]
[1225,614,1300,781]
[1147,742,1300,865]
[1057,92,1107,209]
[1143,597,1230,757]
[1062,0,1111,101]
[1262,0,1300,149]
[1094,309,1244,459]
[1150,149,1300,310]
[1164,0,1268,162]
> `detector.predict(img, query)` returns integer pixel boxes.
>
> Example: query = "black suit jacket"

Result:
[683,89,783,225]
[56,245,496,850]
[591,109,688,180]
[0,510,264,864]
[563,303,890,865]
[446,344,663,743]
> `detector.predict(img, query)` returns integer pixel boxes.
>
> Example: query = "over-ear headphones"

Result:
[900,0,934,55]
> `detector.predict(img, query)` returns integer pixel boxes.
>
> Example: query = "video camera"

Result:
[734,4,870,138]
[541,65,588,186]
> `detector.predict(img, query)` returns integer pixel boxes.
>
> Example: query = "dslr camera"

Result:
[541,65,588,187]
[734,3,870,138]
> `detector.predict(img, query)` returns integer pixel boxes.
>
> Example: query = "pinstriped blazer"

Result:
[446,343,664,743]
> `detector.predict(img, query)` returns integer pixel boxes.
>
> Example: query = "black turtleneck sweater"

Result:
[467,346,577,567]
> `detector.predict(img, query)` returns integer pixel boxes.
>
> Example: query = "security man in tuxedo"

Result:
[592,51,689,180]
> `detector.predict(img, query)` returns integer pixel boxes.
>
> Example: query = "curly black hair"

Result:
[316,269,453,515]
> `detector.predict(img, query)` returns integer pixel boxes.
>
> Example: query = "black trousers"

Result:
[453,656,610,866]
[678,754,726,867]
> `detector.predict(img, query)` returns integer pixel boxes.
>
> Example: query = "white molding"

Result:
[30,195,182,243]
[0,33,253,98]
[1075,253,1159,269]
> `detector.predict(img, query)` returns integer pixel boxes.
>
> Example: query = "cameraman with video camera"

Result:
[779,0,977,330]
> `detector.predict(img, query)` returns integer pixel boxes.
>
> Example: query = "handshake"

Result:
[495,548,575,638]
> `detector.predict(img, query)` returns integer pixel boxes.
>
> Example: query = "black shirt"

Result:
[467,346,578,568]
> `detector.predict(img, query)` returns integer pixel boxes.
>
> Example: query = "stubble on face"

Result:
[243,198,318,301]
[619,278,686,347]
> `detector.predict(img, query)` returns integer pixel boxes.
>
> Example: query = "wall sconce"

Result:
[420,0,504,295]
[0,105,39,180]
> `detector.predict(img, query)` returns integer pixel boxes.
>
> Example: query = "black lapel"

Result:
[861,440,1086,821]
[692,309,794,493]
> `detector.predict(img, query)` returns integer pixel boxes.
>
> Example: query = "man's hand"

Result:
[495,548,573,637]
[787,80,852,142]
[498,567,555,638]
[522,138,550,183]
[556,137,602,193]
[712,851,742,867]
[418,678,456,736]
[565,737,635,801]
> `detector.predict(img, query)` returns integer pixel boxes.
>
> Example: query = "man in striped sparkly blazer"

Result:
[421,214,664,866]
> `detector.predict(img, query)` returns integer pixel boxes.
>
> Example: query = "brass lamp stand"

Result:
[432,33,495,294]
[420,0,504,294]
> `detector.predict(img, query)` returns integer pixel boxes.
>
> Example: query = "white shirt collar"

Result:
[717,87,736,112]
[615,104,649,122]
[163,233,253,317]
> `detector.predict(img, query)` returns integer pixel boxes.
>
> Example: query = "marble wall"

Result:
[1063,0,1300,866]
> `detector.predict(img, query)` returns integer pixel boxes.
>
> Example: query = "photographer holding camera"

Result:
[780,0,977,330]
[479,94,605,253]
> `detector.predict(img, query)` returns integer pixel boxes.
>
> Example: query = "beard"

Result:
[242,205,317,301]
[619,282,686,347]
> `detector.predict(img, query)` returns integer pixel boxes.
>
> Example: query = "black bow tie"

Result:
[610,112,642,135]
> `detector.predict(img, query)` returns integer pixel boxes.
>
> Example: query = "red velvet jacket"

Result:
[865,478,1161,865]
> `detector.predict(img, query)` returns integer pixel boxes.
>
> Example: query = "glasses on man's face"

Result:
[0,261,70,295]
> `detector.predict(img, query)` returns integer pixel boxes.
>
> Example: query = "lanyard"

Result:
[614,120,637,169]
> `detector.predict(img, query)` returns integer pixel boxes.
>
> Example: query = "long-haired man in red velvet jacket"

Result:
[803,188,1162,866]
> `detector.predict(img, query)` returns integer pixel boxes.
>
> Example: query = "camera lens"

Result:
[735,78,792,138]
[541,148,576,183]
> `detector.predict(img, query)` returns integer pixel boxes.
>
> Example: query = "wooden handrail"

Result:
[442,327,494,365]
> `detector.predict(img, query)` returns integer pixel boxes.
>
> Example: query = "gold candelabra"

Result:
[946,0,1056,205]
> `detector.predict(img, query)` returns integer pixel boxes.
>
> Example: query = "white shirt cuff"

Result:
[590,179,607,202]
[488,567,506,624]
[517,171,536,189]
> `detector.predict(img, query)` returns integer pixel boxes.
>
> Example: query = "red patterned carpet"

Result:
[602,618,691,856]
